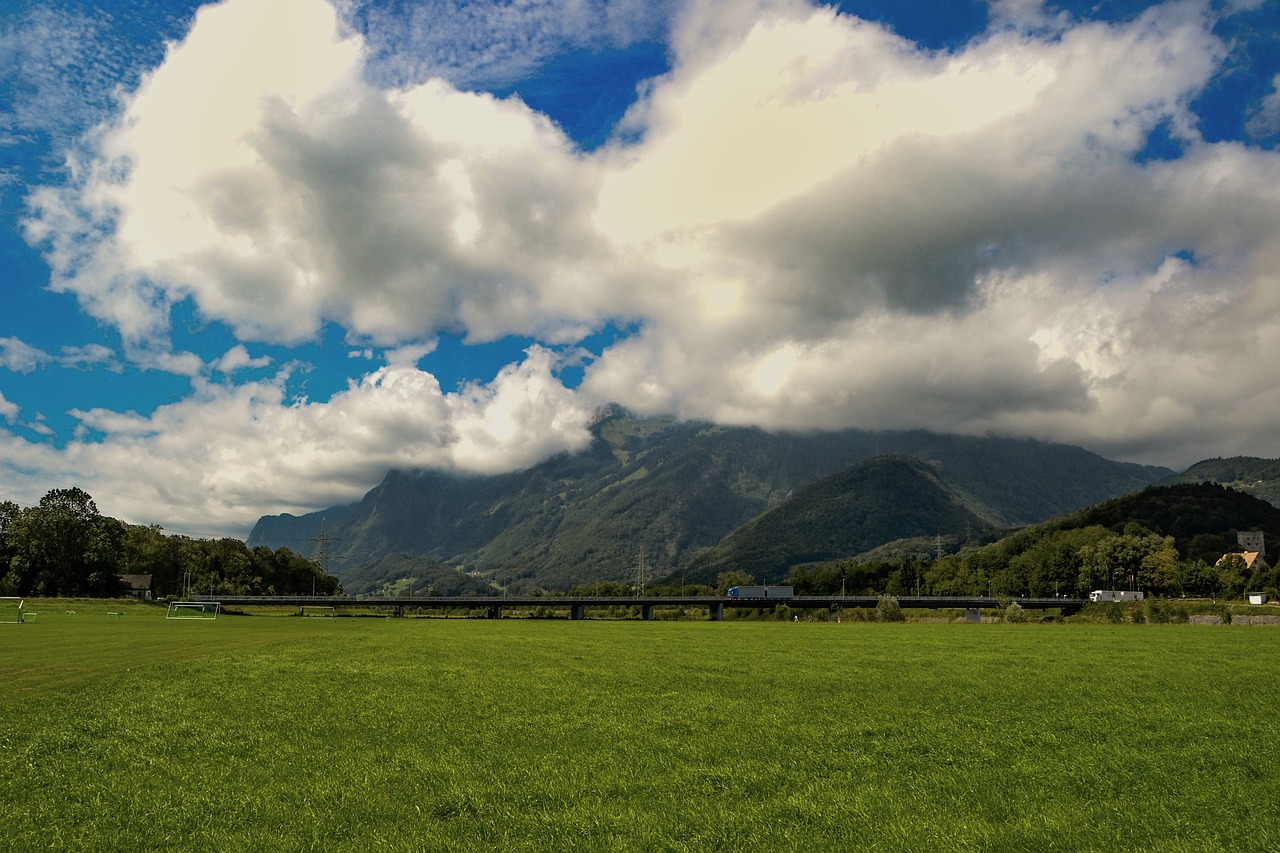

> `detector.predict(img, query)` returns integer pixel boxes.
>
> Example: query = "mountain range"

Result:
[248,406,1173,592]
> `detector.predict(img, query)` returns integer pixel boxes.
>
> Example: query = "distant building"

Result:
[1238,530,1266,555]
[1216,552,1269,573]
[120,574,153,600]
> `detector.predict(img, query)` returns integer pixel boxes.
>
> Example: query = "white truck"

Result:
[1089,590,1144,603]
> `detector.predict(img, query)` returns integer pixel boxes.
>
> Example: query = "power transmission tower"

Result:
[634,547,649,595]
[309,518,340,594]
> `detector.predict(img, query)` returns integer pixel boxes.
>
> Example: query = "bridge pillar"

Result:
[709,603,724,621]
[487,606,503,620]
[641,604,654,621]
[965,608,981,623]
[395,604,405,618]
[571,605,585,620]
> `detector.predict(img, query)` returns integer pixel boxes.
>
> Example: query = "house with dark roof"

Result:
[120,574,153,600]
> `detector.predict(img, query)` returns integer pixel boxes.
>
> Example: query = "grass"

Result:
[2,603,1279,850]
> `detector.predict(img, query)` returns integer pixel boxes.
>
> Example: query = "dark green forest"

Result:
[0,488,339,598]
[784,484,1280,601]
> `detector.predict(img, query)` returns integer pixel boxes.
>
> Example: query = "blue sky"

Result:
[2,0,1279,537]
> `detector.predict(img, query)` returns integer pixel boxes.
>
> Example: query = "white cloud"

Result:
[1,346,592,534]
[213,345,272,375]
[0,337,119,373]
[1246,72,1280,140]
[583,0,1273,469]
[0,391,18,425]
[347,0,673,89]
[14,0,1280,533]
[0,337,50,373]
[25,0,613,350]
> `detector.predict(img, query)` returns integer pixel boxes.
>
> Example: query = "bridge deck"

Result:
[195,593,1083,615]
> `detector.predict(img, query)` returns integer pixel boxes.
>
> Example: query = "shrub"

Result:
[1147,599,1168,623]
[876,595,905,622]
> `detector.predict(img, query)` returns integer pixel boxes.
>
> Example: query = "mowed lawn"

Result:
[2,603,1279,851]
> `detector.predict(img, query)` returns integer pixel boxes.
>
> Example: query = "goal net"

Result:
[0,597,22,624]
[166,601,220,620]
[300,605,336,617]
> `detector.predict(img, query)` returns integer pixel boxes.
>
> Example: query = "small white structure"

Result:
[1248,592,1269,605]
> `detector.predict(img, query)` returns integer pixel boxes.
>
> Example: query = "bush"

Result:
[1147,599,1167,623]
[1005,601,1028,623]
[876,595,905,622]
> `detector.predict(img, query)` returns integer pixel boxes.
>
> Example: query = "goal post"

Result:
[166,601,220,620]
[299,605,336,617]
[0,597,23,624]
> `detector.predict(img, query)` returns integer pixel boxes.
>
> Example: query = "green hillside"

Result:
[783,481,1280,600]
[1062,481,1280,564]
[683,455,991,583]
[248,408,1169,590]
[1159,456,1280,508]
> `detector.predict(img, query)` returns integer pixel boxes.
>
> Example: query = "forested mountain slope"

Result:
[248,407,1169,590]
[682,455,993,583]
[1158,457,1280,509]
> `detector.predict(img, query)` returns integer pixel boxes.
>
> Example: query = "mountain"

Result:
[682,455,992,583]
[1063,481,1280,564]
[1158,457,1280,509]
[247,407,1171,590]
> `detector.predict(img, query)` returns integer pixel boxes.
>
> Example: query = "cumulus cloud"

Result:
[12,0,1280,533]
[584,0,1279,466]
[24,0,613,350]
[0,391,18,425]
[11,347,593,533]
[0,337,119,373]
[0,337,49,373]
[212,345,272,375]
[1246,72,1280,141]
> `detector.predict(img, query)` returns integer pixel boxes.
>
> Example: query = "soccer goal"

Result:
[299,605,336,617]
[0,597,23,624]
[166,601,220,620]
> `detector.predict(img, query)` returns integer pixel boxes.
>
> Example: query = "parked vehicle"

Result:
[726,586,794,600]
[1089,590,1144,602]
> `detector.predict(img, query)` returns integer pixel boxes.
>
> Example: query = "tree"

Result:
[1178,559,1219,598]
[1138,538,1180,596]
[1216,554,1248,599]
[715,570,756,595]
[121,524,184,597]
[0,500,19,592]
[5,488,124,596]
[1079,533,1166,592]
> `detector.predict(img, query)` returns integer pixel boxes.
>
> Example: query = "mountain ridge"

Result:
[247,409,1171,590]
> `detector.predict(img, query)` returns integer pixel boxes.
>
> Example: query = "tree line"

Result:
[790,523,1277,600]
[0,488,340,598]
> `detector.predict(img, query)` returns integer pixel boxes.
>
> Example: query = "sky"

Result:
[2,0,1280,538]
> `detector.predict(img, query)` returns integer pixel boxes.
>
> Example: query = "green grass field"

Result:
[2,602,1279,851]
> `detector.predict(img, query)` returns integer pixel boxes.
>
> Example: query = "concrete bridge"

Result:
[194,594,1084,620]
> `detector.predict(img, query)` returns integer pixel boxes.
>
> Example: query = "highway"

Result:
[192,593,1085,619]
